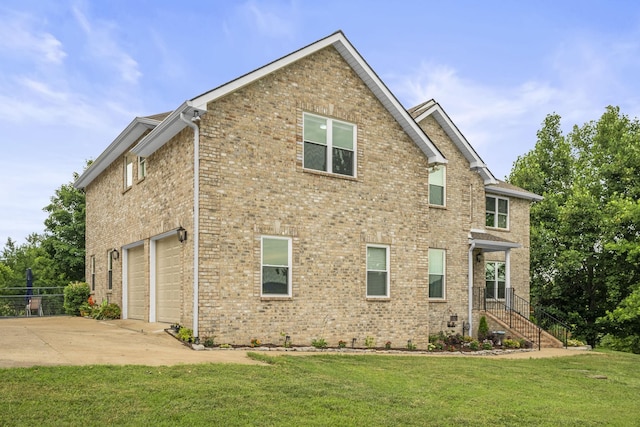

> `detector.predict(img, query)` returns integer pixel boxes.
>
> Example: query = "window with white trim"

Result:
[366,245,389,297]
[428,248,446,299]
[124,156,134,189]
[485,261,506,299]
[138,157,147,180]
[486,196,509,229]
[107,250,114,291]
[429,165,446,206]
[261,236,292,296]
[90,255,96,291]
[303,113,356,177]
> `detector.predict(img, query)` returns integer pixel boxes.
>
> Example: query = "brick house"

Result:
[74,31,541,348]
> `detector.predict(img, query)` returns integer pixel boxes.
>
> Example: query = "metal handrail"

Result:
[473,287,570,349]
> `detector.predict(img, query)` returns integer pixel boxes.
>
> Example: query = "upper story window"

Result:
[303,113,356,177]
[261,236,292,297]
[428,248,445,299]
[124,156,134,189]
[366,245,389,297]
[429,165,446,206]
[138,157,147,180]
[486,196,509,229]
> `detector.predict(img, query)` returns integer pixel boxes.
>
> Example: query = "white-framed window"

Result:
[429,165,446,206]
[107,250,114,291]
[90,255,96,291]
[428,248,446,299]
[138,157,147,180]
[486,196,509,229]
[366,245,389,297]
[303,112,356,177]
[485,261,506,299]
[261,236,292,296]
[124,156,134,189]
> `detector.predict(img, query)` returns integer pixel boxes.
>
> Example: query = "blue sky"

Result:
[1,0,640,245]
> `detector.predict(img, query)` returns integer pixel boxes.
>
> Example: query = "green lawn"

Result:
[1,351,638,426]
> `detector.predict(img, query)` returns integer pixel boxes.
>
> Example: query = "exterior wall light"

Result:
[177,226,187,243]
[111,249,120,260]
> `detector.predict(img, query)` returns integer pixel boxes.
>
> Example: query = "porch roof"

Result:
[470,231,521,252]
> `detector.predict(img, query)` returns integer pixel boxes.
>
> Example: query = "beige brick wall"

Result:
[85,129,195,324]
[84,44,534,348]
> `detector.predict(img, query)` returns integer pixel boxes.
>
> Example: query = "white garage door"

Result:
[127,245,146,320]
[156,234,181,323]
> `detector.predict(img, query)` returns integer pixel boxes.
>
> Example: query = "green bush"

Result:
[311,338,327,348]
[177,328,194,343]
[63,282,91,316]
[478,316,489,341]
[503,339,521,349]
[91,300,121,320]
[469,340,480,351]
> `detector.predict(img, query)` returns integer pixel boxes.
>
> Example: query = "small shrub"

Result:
[250,338,261,347]
[91,300,121,320]
[478,316,489,341]
[503,339,521,349]
[407,340,417,350]
[203,337,215,348]
[338,340,347,348]
[385,341,392,350]
[63,282,91,316]
[219,343,231,349]
[446,333,462,346]
[365,336,375,349]
[427,343,436,351]
[178,328,194,343]
[311,338,327,349]
[567,338,585,347]
[481,341,493,350]
[469,340,480,351]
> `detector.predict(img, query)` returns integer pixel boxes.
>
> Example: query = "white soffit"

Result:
[74,117,160,189]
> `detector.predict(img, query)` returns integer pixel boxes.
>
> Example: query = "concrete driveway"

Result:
[0,316,262,368]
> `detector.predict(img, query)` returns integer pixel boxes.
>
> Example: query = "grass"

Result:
[0,350,638,426]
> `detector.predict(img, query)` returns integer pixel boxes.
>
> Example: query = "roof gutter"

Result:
[179,112,202,339]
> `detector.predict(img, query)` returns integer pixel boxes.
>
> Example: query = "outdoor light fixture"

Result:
[177,226,187,243]
[476,253,482,263]
[111,249,120,260]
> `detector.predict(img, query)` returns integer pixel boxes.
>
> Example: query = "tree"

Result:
[509,107,640,347]
[41,171,86,283]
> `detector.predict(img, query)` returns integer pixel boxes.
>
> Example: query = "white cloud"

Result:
[0,11,66,64]
[71,5,142,84]
[239,0,297,39]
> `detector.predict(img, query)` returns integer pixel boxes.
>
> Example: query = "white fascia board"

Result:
[74,117,160,189]
[131,102,207,157]
[415,102,496,180]
[187,31,447,165]
[473,238,521,252]
[330,36,446,165]
[485,185,543,201]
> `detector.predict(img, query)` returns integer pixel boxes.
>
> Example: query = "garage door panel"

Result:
[156,235,181,324]
[127,245,145,320]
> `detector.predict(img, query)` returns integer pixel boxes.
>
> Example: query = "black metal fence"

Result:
[0,287,65,317]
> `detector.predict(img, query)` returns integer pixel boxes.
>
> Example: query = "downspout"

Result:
[179,112,200,339]
[468,241,476,335]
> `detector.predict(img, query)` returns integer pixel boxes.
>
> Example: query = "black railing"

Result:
[0,287,66,317]
[473,287,570,349]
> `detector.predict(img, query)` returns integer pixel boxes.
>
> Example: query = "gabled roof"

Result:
[409,100,497,185]
[74,115,165,189]
[485,180,543,201]
[131,30,447,164]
